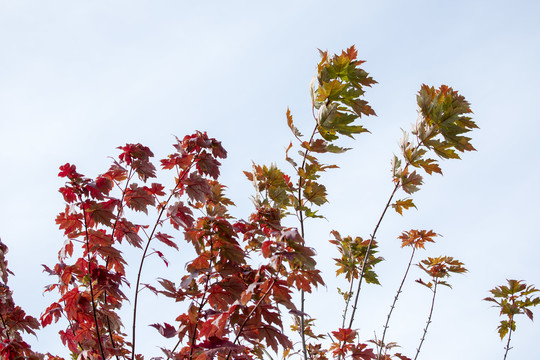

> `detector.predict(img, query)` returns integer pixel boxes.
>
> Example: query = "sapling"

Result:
[414,256,467,360]
[484,279,540,360]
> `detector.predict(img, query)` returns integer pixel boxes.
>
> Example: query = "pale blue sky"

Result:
[1,1,539,359]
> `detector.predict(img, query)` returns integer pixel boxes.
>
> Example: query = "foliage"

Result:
[484,280,540,359]
[0,46,535,360]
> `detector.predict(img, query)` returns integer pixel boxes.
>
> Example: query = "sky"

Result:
[1,1,539,359]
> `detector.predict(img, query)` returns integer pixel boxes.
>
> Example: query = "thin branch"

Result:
[340,275,356,329]
[226,277,278,360]
[0,313,10,341]
[131,164,193,360]
[295,124,318,360]
[347,183,399,330]
[81,198,107,360]
[414,278,438,360]
[188,241,215,360]
[104,167,133,360]
[377,247,416,360]
[503,317,514,360]
[345,135,426,331]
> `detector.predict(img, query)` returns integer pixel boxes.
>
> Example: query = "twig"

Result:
[81,197,107,360]
[414,278,438,360]
[131,164,193,360]
[377,247,416,360]
[347,183,399,330]
[503,317,513,360]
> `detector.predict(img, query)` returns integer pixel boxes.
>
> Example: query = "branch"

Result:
[131,164,193,360]
[347,182,399,330]
[414,278,438,360]
[503,317,514,360]
[295,124,318,360]
[377,247,416,360]
[226,277,278,360]
[81,198,107,360]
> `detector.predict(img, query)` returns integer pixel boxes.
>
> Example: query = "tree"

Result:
[0,46,536,360]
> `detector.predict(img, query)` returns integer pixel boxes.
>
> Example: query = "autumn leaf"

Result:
[303,182,327,205]
[392,198,416,215]
[155,232,178,250]
[150,323,178,338]
[125,183,155,214]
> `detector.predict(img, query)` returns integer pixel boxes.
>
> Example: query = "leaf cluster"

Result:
[390,85,477,215]
[484,279,540,340]
[416,256,467,289]
[330,231,383,285]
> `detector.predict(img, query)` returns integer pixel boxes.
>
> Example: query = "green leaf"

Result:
[303,182,327,206]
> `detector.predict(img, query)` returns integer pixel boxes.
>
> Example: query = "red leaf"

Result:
[55,206,83,236]
[115,219,143,248]
[185,173,212,202]
[125,184,155,214]
[168,201,194,230]
[86,202,115,227]
[261,240,273,258]
[195,152,221,179]
[59,186,77,203]
[155,232,178,250]
[145,183,166,196]
[351,343,376,360]
[332,328,357,343]
[58,163,78,178]
[153,249,169,267]
[150,323,178,338]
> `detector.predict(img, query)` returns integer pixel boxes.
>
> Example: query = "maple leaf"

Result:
[394,353,412,360]
[124,183,155,214]
[332,328,357,343]
[167,201,194,230]
[145,182,166,196]
[256,325,292,353]
[196,337,245,357]
[195,151,221,179]
[400,170,423,194]
[185,173,212,203]
[303,181,327,205]
[41,303,63,327]
[392,198,416,215]
[59,186,78,203]
[150,323,178,338]
[155,232,178,250]
[287,108,303,139]
[115,219,143,248]
[86,202,115,227]
[398,229,438,249]
[55,206,83,236]
[58,163,79,179]
[350,343,376,360]
[118,143,156,180]
[415,158,442,175]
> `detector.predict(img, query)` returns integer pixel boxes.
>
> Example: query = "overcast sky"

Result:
[1,1,539,359]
